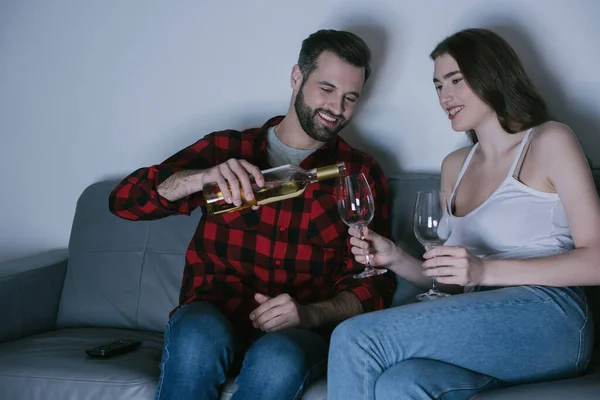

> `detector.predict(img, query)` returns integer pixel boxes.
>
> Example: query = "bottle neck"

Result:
[309,162,346,183]
[307,168,318,183]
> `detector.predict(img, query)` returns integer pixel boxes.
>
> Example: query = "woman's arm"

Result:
[426,123,600,287]
[483,122,600,286]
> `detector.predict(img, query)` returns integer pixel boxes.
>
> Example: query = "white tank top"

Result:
[444,128,574,262]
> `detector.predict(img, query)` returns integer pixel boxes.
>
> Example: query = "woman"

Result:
[327,28,599,399]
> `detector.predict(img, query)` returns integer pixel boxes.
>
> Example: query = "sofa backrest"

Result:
[56,180,200,331]
[56,171,600,334]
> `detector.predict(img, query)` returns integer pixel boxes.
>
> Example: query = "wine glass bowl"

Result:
[337,173,387,279]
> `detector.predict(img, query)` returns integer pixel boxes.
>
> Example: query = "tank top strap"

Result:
[450,144,478,201]
[509,127,535,179]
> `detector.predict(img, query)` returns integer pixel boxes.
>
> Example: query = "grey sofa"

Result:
[1,173,599,400]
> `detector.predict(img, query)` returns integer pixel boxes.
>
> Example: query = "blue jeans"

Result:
[327,285,593,400]
[155,301,328,400]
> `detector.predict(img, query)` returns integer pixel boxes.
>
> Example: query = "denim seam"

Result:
[292,357,327,400]
[154,320,172,400]
[363,349,369,400]
[433,374,496,399]
[576,301,590,373]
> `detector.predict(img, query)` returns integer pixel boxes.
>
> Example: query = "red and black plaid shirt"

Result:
[109,116,395,335]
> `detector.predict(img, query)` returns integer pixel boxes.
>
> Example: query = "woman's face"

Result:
[433,53,495,132]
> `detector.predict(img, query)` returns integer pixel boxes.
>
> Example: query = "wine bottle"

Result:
[203,162,346,216]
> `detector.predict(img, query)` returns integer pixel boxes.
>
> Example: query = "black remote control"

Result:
[85,340,141,358]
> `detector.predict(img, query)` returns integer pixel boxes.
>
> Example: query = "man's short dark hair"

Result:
[298,29,372,84]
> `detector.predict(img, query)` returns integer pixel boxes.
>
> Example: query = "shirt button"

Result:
[275,260,281,265]
[279,226,285,231]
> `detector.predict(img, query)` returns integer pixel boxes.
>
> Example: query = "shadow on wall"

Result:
[487,21,600,168]
[326,7,405,175]
[98,105,280,183]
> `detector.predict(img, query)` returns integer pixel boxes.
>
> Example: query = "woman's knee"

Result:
[330,313,370,352]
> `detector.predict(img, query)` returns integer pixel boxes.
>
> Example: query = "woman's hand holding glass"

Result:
[348,226,399,269]
[422,246,487,287]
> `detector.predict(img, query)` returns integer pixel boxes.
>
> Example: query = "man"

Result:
[109,29,395,400]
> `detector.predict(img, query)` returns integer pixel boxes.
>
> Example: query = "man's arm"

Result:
[157,159,265,204]
[303,291,363,329]
[157,169,205,202]
[109,133,216,221]
[250,292,363,332]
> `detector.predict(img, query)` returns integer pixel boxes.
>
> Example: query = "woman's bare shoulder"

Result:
[442,146,473,174]
[441,146,473,191]
[530,121,585,166]
[531,121,578,149]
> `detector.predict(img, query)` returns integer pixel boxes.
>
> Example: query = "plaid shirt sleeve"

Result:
[109,133,215,220]
[332,160,396,312]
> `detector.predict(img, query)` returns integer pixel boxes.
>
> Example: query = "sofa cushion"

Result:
[471,369,600,399]
[0,326,327,400]
[0,327,163,400]
[387,174,441,306]
[387,173,440,255]
[56,180,201,331]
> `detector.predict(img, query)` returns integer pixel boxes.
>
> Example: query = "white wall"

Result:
[1,0,599,262]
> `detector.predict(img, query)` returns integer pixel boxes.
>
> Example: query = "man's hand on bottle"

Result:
[249,293,316,332]
[202,158,265,207]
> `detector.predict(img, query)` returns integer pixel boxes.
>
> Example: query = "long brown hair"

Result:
[430,28,550,143]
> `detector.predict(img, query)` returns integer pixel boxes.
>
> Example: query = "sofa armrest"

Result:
[0,249,68,343]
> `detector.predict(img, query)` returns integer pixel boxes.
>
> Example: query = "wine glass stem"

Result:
[425,246,438,291]
[359,225,373,271]
[365,254,373,270]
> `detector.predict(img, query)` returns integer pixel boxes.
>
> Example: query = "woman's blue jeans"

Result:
[327,285,593,400]
[155,301,328,400]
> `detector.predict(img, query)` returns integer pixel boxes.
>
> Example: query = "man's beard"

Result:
[294,86,349,142]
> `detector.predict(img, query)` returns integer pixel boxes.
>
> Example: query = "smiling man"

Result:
[109,29,395,400]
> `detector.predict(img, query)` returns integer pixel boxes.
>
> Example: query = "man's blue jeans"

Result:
[327,285,593,400]
[155,301,328,400]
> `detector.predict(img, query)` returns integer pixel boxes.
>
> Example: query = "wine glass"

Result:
[337,173,387,279]
[413,190,452,301]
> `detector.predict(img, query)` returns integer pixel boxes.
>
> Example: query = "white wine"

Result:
[203,162,346,216]
[204,180,306,216]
